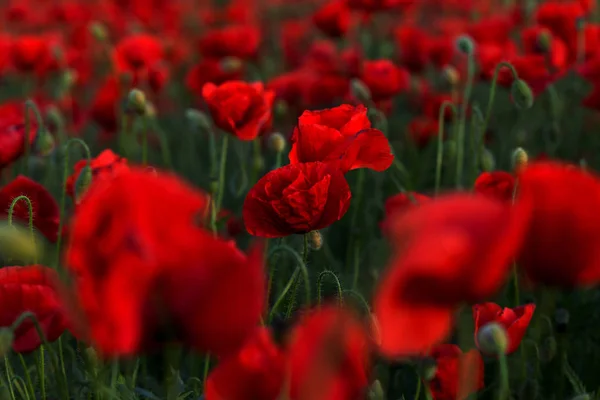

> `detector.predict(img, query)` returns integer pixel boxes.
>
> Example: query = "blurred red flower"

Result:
[289,104,393,172]
[202,81,275,141]
[474,171,515,203]
[359,60,410,102]
[243,162,351,238]
[114,34,164,75]
[381,192,430,234]
[0,102,37,169]
[427,344,484,400]
[186,58,244,99]
[375,194,530,356]
[472,302,536,355]
[199,25,261,61]
[312,0,351,39]
[407,117,439,147]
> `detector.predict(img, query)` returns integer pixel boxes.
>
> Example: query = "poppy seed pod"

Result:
[350,78,372,104]
[127,89,147,115]
[477,322,509,355]
[512,147,529,173]
[185,109,212,132]
[74,165,93,203]
[89,21,107,41]
[456,35,475,55]
[511,79,534,110]
[308,230,323,251]
[268,132,287,154]
[0,328,13,357]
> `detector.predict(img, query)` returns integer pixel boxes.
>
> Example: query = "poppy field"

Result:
[2,0,600,399]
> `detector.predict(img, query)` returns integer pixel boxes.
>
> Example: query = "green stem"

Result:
[456,51,475,188]
[17,354,35,400]
[3,357,15,400]
[435,101,458,196]
[37,346,46,399]
[348,169,365,289]
[251,138,261,184]
[496,353,510,400]
[414,378,421,400]
[7,195,35,264]
[21,100,44,178]
[55,138,92,268]
[284,235,310,319]
[215,135,229,213]
[480,62,519,137]
[201,355,210,394]
[316,270,343,307]
[268,268,299,323]
[141,117,148,166]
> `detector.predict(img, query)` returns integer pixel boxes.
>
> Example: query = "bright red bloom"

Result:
[427,344,484,400]
[536,1,585,60]
[65,149,129,201]
[0,176,60,243]
[516,162,600,287]
[359,60,410,102]
[114,34,164,75]
[243,162,351,238]
[312,0,351,39]
[375,194,530,356]
[10,35,53,73]
[474,171,515,203]
[289,105,393,173]
[199,25,261,61]
[0,102,36,169]
[472,302,536,355]
[202,81,275,141]
[0,266,71,353]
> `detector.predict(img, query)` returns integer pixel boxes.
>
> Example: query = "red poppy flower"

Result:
[199,25,261,61]
[288,307,372,400]
[0,102,36,169]
[243,162,351,238]
[407,117,439,148]
[312,0,351,39]
[185,58,244,99]
[472,302,536,355]
[516,162,600,287]
[10,35,52,73]
[205,328,285,400]
[0,176,60,243]
[359,60,410,102]
[0,266,71,353]
[289,104,393,173]
[114,34,164,74]
[375,194,530,356]
[394,26,431,73]
[65,149,129,202]
[474,171,515,203]
[521,26,568,71]
[381,192,430,234]
[427,344,484,400]
[89,76,121,135]
[202,81,275,141]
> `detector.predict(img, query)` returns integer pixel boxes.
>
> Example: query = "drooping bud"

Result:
[477,322,509,355]
[308,230,323,251]
[536,30,553,53]
[34,130,56,156]
[456,35,475,55]
[554,308,569,333]
[219,57,243,73]
[539,336,557,363]
[268,132,287,154]
[74,165,93,203]
[186,109,212,131]
[511,147,529,173]
[481,148,496,172]
[0,328,13,357]
[127,88,147,115]
[89,22,108,42]
[511,79,534,110]
[350,78,372,104]
[367,380,385,400]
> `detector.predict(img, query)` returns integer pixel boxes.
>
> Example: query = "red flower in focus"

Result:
[0,266,71,353]
[186,59,244,98]
[474,171,515,203]
[289,104,393,173]
[202,81,275,141]
[359,60,410,102]
[114,34,164,75]
[199,25,261,61]
[375,194,530,356]
[0,176,60,243]
[427,344,484,400]
[65,149,129,201]
[205,328,285,400]
[473,302,536,355]
[407,117,439,147]
[0,102,36,169]
[516,162,600,287]
[243,162,351,238]
[313,0,351,39]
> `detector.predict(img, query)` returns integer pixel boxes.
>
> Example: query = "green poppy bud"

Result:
[219,57,243,73]
[75,165,93,203]
[367,380,385,400]
[481,148,496,172]
[536,30,553,53]
[456,35,475,55]
[127,88,147,115]
[268,132,287,154]
[477,322,509,355]
[350,78,372,104]
[308,230,323,251]
[34,130,55,157]
[512,147,529,173]
[186,109,212,132]
[89,22,108,41]
[511,79,534,110]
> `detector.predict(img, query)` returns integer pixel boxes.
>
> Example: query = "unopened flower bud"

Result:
[35,130,55,157]
[554,308,569,333]
[89,22,108,41]
[268,132,286,153]
[127,88,147,115]
[512,147,529,173]
[416,356,437,381]
[145,102,156,118]
[253,155,265,172]
[539,336,557,363]
[186,109,212,131]
[350,78,372,104]
[456,35,475,55]
[536,30,553,53]
[477,322,509,355]
[0,328,13,357]
[219,57,242,73]
[481,148,496,172]
[275,99,289,118]
[367,380,384,400]
[75,165,93,203]
[308,230,323,251]
[511,79,534,110]
[443,65,460,86]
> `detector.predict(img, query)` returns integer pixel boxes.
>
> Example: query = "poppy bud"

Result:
[308,230,323,251]
[554,308,569,333]
[186,109,212,132]
[268,132,287,154]
[145,102,156,118]
[539,336,557,363]
[219,57,243,73]
[74,165,93,203]
[512,147,529,173]
[456,35,475,55]
[45,105,64,129]
[511,79,534,110]
[477,322,509,355]
[0,328,13,357]
[350,78,372,104]
[209,176,219,195]
[275,99,289,119]
[416,356,437,381]
[127,88,147,115]
[34,130,55,156]
[536,30,553,53]
[444,139,457,160]
[518,378,540,400]
[89,21,107,41]
[442,65,460,87]
[367,380,384,400]
[253,155,265,172]
[481,148,496,172]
